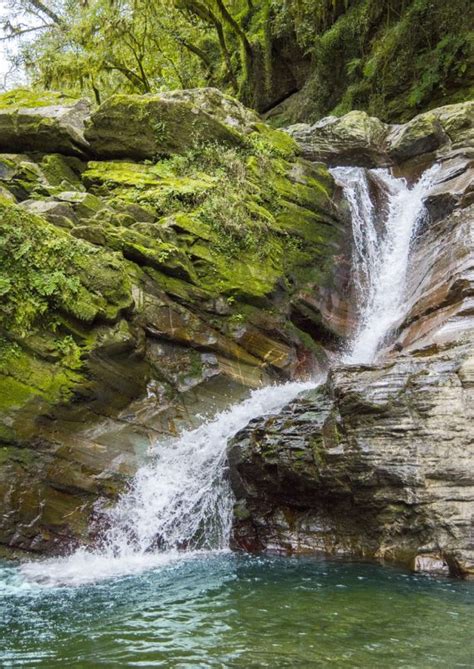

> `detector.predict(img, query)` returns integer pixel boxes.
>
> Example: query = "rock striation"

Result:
[229,101,474,578]
[229,337,474,577]
[0,87,346,554]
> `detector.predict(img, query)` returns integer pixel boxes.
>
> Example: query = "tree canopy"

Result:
[1,0,472,121]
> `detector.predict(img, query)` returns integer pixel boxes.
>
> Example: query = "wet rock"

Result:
[423,154,474,221]
[229,339,474,578]
[229,117,474,577]
[1,94,471,560]
[0,89,346,553]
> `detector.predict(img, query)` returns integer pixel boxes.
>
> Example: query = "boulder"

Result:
[0,89,90,156]
[286,110,390,166]
[85,88,258,159]
[286,102,473,168]
[386,101,474,162]
[435,101,474,149]
[229,336,474,578]
[386,111,447,162]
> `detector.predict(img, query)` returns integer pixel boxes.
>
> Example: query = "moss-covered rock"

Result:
[0,87,349,554]
[287,111,390,166]
[0,153,85,202]
[85,88,258,160]
[0,89,90,156]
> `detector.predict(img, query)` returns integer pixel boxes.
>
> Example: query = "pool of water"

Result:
[1,553,472,668]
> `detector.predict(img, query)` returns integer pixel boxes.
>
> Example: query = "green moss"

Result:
[0,199,132,334]
[284,0,473,123]
[0,337,86,441]
[84,160,216,214]
[0,88,78,109]
[248,124,299,158]
[40,154,84,189]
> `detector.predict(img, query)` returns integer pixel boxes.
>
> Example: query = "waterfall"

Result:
[331,165,439,364]
[21,381,313,586]
[20,164,439,587]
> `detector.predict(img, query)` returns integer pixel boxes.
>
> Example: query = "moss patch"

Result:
[0,89,78,109]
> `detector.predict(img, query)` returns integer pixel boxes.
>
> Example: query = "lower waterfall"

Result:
[20,381,313,586]
[19,165,439,587]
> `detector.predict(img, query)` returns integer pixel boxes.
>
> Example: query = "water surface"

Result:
[1,554,472,668]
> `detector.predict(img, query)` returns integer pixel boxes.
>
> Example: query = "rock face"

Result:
[229,101,474,578]
[0,88,346,554]
[229,338,474,578]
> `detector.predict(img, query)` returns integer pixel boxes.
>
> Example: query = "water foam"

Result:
[19,381,314,587]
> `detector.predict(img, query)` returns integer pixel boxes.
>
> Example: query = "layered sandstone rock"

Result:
[229,336,474,578]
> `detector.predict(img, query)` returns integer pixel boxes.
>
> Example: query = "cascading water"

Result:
[331,164,439,364]
[20,381,313,587]
[18,164,439,588]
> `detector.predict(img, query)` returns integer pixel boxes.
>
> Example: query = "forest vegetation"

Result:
[2,0,473,123]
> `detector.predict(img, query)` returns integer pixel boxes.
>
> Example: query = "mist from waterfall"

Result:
[331,165,439,364]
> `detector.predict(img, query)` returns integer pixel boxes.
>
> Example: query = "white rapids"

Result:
[20,381,314,587]
[331,164,439,364]
[17,162,440,588]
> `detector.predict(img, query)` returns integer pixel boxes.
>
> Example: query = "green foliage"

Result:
[279,0,473,122]
[3,0,471,119]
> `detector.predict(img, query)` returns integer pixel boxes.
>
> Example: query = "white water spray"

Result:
[332,165,439,364]
[21,381,313,586]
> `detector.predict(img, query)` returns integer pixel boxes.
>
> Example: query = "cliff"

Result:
[0,87,345,553]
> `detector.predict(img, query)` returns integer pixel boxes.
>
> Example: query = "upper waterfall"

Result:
[331,165,440,364]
